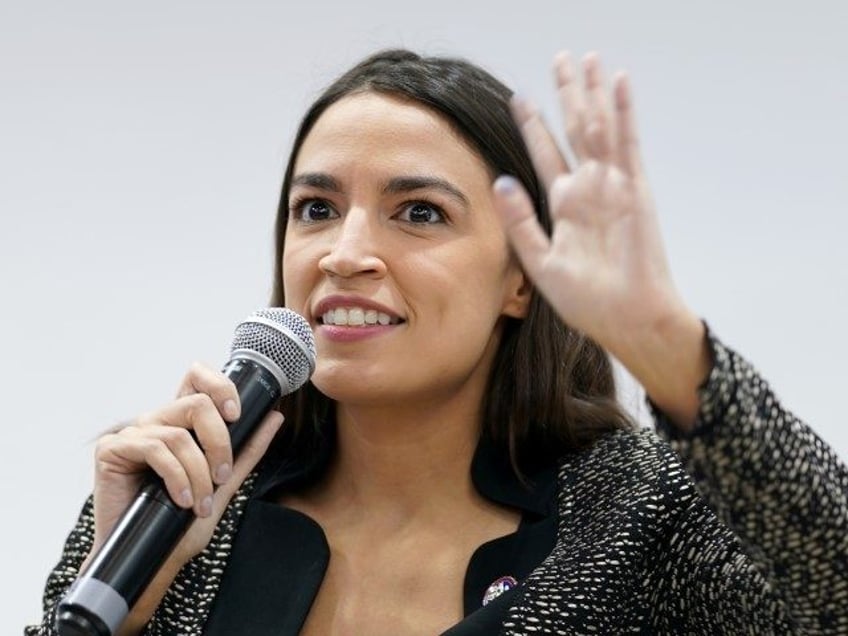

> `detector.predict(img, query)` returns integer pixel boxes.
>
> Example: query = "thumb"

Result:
[493,176,550,282]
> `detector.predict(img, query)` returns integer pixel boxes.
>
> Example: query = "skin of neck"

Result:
[293,312,515,532]
[311,371,494,528]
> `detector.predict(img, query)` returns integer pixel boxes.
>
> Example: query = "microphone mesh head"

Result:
[230,308,316,394]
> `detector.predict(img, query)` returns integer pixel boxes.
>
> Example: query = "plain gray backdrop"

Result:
[4,1,846,632]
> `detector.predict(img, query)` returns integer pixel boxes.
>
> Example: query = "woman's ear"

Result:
[502,266,532,319]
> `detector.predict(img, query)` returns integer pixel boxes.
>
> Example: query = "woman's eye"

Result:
[292,199,337,223]
[398,202,446,224]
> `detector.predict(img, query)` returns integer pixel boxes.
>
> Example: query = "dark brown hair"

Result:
[270,49,633,473]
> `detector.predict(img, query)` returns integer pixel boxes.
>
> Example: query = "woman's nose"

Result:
[318,209,387,279]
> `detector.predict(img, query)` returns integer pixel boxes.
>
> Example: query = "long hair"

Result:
[270,49,633,475]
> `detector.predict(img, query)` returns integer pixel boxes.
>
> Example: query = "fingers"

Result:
[151,392,234,486]
[199,410,284,521]
[174,363,241,483]
[493,175,551,281]
[557,51,611,162]
[554,51,587,161]
[516,51,638,193]
[551,50,642,176]
[98,404,284,519]
[97,364,247,518]
[97,425,213,517]
[612,71,641,175]
[511,95,570,189]
[581,53,613,161]
[157,365,238,511]
[177,362,241,422]
[97,405,284,524]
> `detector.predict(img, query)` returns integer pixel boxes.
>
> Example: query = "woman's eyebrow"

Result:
[290,172,342,192]
[384,176,470,208]
[290,173,471,209]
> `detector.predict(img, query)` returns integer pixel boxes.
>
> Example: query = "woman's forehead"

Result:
[293,92,489,181]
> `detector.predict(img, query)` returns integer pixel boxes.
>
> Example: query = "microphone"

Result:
[55,308,316,636]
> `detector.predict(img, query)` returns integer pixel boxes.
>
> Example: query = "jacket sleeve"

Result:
[141,473,257,635]
[26,473,257,636]
[653,327,848,634]
[25,497,95,636]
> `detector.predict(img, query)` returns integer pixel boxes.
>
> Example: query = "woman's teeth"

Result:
[322,308,398,326]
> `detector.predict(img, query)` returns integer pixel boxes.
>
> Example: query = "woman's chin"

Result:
[310,371,392,406]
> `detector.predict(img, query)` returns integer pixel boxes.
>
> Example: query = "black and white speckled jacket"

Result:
[27,334,848,634]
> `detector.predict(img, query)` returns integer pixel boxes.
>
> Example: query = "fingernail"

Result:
[270,411,285,429]
[554,50,572,65]
[199,496,213,517]
[510,95,536,121]
[223,399,239,421]
[215,463,231,484]
[180,489,193,508]
[494,175,519,195]
[554,51,573,82]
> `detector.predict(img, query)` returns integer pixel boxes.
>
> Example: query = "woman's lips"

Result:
[317,321,402,342]
[320,306,401,326]
[312,295,405,341]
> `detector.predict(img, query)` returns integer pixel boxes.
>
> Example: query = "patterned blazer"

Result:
[27,335,848,634]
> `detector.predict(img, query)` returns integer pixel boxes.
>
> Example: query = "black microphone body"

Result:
[56,310,315,636]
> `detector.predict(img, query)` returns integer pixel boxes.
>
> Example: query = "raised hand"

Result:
[494,52,710,428]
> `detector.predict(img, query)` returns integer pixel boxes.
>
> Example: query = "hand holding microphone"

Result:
[57,308,316,636]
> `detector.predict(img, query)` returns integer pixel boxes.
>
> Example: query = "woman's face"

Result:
[283,92,529,408]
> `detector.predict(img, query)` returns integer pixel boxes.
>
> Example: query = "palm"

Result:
[497,52,682,359]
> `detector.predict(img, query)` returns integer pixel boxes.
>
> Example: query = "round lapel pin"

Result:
[482,575,518,606]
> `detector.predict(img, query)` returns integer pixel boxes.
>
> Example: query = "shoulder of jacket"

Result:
[558,426,679,470]
[554,427,700,510]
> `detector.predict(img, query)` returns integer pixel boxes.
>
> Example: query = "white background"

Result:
[3,1,846,632]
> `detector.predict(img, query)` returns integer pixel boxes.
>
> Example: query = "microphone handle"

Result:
[56,358,281,636]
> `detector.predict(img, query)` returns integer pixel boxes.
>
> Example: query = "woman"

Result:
[29,49,846,635]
